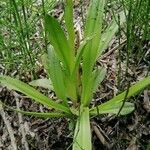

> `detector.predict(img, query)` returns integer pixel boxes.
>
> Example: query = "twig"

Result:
[100,39,126,60]
[14,92,29,150]
[91,122,112,149]
[0,135,3,150]
[0,107,17,150]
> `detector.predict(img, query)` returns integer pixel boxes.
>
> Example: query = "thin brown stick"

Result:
[14,92,29,150]
[100,39,126,60]
[0,106,17,150]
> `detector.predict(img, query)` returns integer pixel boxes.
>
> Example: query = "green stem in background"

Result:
[143,0,150,40]
[117,14,122,90]
[41,0,48,51]
[125,1,132,78]
[6,1,13,68]
[11,0,36,77]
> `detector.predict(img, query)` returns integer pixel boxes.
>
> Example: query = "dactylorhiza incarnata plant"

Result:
[0,0,150,149]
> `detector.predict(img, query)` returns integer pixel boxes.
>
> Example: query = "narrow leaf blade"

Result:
[90,76,150,114]
[16,111,67,118]
[0,76,71,114]
[0,100,68,118]
[90,102,134,116]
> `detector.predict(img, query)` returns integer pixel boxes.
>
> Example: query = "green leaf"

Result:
[0,100,68,118]
[73,107,91,150]
[72,35,94,75]
[90,102,134,116]
[42,47,77,103]
[93,67,106,92]
[90,76,150,115]
[64,0,75,51]
[16,111,67,118]
[81,0,106,106]
[80,67,106,106]
[82,67,106,106]
[45,14,74,73]
[0,76,71,114]
[43,46,68,106]
[97,11,126,57]
[82,74,94,106]
[83,0,105,67]
[29,78,53,90]
[64,76,78,103]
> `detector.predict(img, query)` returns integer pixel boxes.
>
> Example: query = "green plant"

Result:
[118,0,150,62]
[0,0,58,75]
[0,0,150,149]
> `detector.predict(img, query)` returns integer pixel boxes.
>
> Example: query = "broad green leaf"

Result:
[69,35,94,102]
[82,74,94,106]
[73,107,91,150]
[97,11,126,57]
[45,14,74,73]
[64,0,75,51]
[42,46,68,106]
[90,102,134,116]
[42,47,77,103]
[90,76,150,114]
[29,78,53,90]
[63,73,77,103]
[0,76,71,114]
[81,0,106,106]
[93,67,107,92]
[72,35,94,75]
[80,67,106,106]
